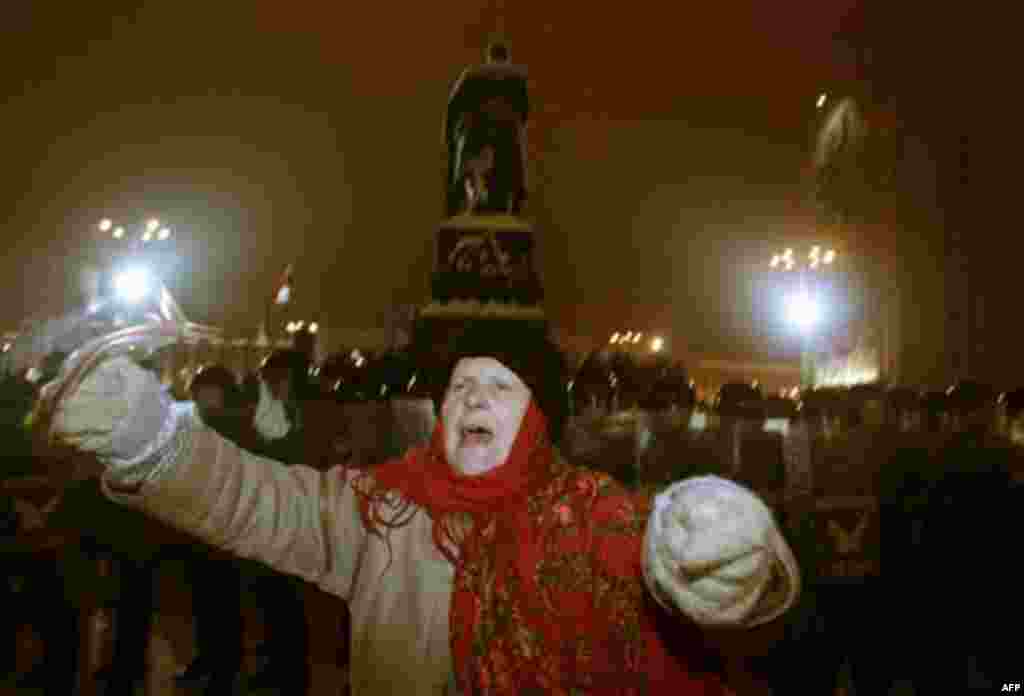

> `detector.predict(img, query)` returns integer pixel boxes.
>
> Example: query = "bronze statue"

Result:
[444,42,530,217]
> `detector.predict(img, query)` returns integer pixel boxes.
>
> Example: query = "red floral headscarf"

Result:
[349,400,727,694]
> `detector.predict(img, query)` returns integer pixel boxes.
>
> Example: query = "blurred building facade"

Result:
[829,5,1013,390]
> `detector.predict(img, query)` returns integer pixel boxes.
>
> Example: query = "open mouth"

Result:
[459,424,494,446]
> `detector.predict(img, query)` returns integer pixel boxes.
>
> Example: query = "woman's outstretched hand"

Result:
[642,476,800,627]
[49,356,173,470]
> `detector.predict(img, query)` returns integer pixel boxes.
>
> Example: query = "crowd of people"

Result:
[2,348,334,695]
[2,319,1021,694]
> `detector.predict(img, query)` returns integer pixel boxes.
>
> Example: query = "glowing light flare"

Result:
[785,290,822,331]
[309,322,319,334]
[113,267,153,304]
[650,336,665,353]
[98,219,113,232]
[113,227,125,239]
[610,332,620,344]
[146,219,160,233]
[632,332,642,344]
[770,255,780,268]
[141,231,153,242]
[157,227,171,241]
[816,93,828,109]
[823,249,836,264]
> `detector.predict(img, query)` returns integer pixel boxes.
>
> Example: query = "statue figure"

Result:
[444,42,530,217]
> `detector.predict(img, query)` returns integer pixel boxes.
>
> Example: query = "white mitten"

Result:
[643,476,800,627]
[49,356,179,478]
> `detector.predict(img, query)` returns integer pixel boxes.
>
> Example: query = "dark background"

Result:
[0,1,1015,387]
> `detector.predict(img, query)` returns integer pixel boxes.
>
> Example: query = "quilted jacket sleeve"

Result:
[103,409,368,601]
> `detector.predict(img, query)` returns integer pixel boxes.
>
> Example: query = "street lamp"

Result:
[769,245,837,388]
[99,217,174,247]
[785,290,822,332]
[91,215,183,329]
[770,246,835,272]
[113,267,153,304]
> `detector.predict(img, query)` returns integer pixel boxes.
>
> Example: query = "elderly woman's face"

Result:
[442,357,531,476]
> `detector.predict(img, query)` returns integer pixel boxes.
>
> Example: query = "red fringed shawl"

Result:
[349,401,727,694]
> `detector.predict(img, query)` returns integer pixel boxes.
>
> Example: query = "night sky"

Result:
[3,1,867,361]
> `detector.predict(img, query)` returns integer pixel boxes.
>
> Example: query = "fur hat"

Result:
[440,321,569,445]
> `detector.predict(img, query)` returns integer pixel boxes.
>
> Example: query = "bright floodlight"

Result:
[651,336,664,353]
[770,255,780,268]
[609,332,620,344]
[146,218,160,233]
[823,249,836,264]
[113,226,125,239]
[817,93,828,109]
[632,332,642,344]
[309,322,319,334]
[141,230,153,242]
[99,219,113,232]
[785,291,821,331]
[114,267,152,304]
[157,227,171,240]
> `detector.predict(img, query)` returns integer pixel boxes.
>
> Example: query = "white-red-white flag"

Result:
[274,264,293,305]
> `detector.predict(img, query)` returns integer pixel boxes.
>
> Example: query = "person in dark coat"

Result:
[172,365,247,694]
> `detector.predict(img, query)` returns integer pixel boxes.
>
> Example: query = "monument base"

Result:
[411,214,549,395]
[430,215,543,307]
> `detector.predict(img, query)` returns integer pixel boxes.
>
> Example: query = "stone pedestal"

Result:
[427,214,543,308]
[412,214,548,380]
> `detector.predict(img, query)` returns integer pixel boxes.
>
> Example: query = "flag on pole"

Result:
[274,264,293,305]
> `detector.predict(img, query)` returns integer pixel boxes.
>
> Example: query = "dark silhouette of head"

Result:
[487,42,510,63]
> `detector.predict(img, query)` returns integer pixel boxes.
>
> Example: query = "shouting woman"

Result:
[39,322,799,695]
